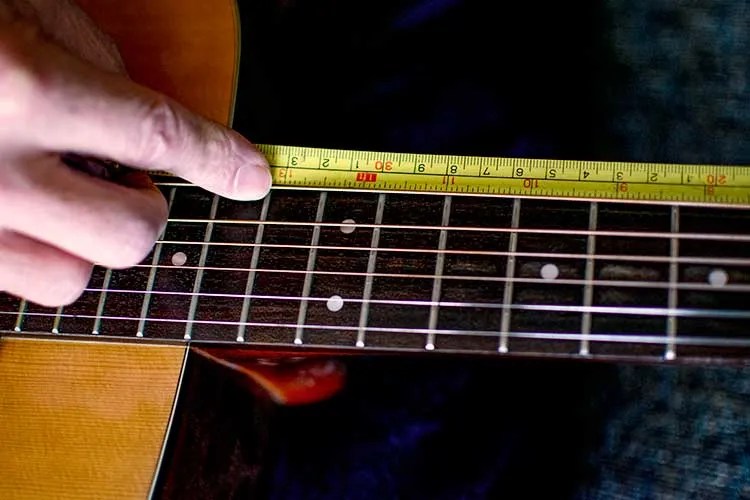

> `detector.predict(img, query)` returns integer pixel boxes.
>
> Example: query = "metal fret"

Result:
[499,198,521,353]
[580,202,598,355]
[236,193,272,342]
[183,194,220,340]
[13,300,27,332]
[356,193,386,348]
[294,192,328,345]
[51,306,63,334]
[136,188,176,337]
[90,269,113,335]
[425,196,452,351]
[4,184,750,363]
[665,205,680,360]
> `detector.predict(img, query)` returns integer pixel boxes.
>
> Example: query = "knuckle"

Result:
[0,35,36,121]
[137,96,183,165]
[206,129,242,190]
[109,195,167,268]
[202,127,235,165]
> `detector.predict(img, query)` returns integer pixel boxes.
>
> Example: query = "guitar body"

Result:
[0,339,185,499]
[1,2,264,498]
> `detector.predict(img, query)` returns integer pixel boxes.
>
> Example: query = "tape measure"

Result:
[256,144,750,207]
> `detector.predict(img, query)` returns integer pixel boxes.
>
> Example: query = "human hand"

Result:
[0,0,272,307]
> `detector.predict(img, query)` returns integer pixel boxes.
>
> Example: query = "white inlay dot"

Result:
[171,251,188,266]
[540,263,559,280]
[708,268,729,287]
[340,219,356,234]
[326,294,344,312]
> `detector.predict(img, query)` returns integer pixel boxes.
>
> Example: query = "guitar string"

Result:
[6,185,747,340]
[149,240,750,267]
[6,251,748,321]
[6,227,745,320]
[84,269,750,293]
[4,310,750,349]
[9,289,748,319]
[163,219,750,243]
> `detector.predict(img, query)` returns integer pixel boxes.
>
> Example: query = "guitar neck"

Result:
[2,180,750,363]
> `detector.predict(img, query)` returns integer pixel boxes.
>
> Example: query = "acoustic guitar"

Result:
[1,1,749,498]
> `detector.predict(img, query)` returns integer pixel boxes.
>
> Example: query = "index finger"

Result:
[2,23,272,200]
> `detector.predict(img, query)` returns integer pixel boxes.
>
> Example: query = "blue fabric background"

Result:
[231,1,750,498]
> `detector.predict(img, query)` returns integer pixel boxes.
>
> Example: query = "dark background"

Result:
[165,1,750,498]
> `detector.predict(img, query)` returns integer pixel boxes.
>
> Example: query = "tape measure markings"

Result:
[153,144,750,206]
[259,144,748,184]
[268,163,745,188]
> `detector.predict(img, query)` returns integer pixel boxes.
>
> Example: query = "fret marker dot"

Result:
[356,340,365,348]
[340,219,356,234]
[171,252,187,266]
[540,263,559,280]
[708,269,728,287]
[326,295,344,312]
[425,343,435,351]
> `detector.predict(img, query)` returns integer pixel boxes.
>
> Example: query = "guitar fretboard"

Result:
[2,181,750,362]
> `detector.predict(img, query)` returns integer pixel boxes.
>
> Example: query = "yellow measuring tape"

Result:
[257,144,750,207]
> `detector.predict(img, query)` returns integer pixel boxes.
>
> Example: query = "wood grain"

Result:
[0,338,186,500]
[75,0,239,126]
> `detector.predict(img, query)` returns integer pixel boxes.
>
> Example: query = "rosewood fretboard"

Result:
[2,181,750,363]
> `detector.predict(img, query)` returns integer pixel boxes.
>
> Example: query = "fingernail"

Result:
[233,163,272,200]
